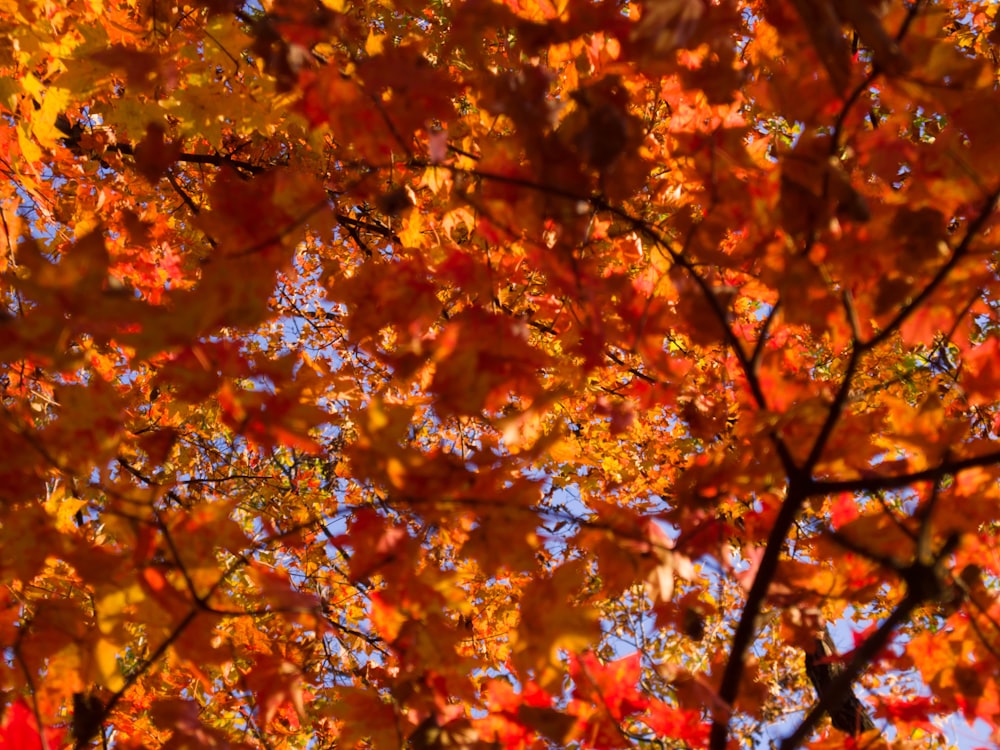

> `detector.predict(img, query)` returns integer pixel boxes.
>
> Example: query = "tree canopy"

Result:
[2,0,1000,747]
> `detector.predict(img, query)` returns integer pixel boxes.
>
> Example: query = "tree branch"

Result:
[811,447,1000,496]
[802,628,878,738]
[54,115,267,175]
[709,476,810,750]
[782,601,914,749]
[859,184,1000,353]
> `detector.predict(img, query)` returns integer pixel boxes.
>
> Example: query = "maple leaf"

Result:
[149,699,231,747]
[482,679,576,746]
[512,561,601,691]
[331,688,401,749]
[0,700,65,750]
[873,695,940,734]
[642,701,710,748]
[243,656,307,725]
[568,652,651,748]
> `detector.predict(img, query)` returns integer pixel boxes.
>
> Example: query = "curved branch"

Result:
[54,115,267,176]
[781,599,915,749]
[803,629,878,738]
[709,475,810,750]
[860,184,1000,353]
[811,447,1000,496]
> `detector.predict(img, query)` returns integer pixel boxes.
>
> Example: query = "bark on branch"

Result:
[803,629,877,737]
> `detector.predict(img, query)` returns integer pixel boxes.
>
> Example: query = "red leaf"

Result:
[642,701,709,747]
[874,695,939,732]
[570,652,649,720]
[0,699,65,750]
[243,656,306,725]
[830,492,860,528]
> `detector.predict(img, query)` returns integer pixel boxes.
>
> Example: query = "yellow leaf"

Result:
[20,72,46,101]
[74,211,100,239]
[95,582,145,634]
[17,125,42,164]
[0,199,21,270]
[365,31,386,57]
[420,166,449,195]
[513,560,601,690]
[0,77,20,112]
[398,209,423,248]
[34,86,73,148]
[94,637,125,691]
[547,439,579,462]
[386,456,407,488]
[44,488,87,532]
[366,399,390,431]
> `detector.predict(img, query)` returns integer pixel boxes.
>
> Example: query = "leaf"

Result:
[149,698,231,746]
[0,699,65,750]
[92,637,125,692]
[90,45,179,94]
[512,561,601,691]
[641,701,709,747]
[331,688,400,749]
[785,0,852,93]
[428,307,552,417]
[961,336,1000,405]
[873,695,939,733]
[569,652,649,744]
[243,656,306,725]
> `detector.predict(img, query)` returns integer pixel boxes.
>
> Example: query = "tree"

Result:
[0,0,999,747]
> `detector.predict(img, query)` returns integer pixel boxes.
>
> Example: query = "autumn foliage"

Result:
[2,0,1000,747]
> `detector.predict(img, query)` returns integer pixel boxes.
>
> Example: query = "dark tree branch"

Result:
[859,184,1000,353]
[782,602,913,750]
[709,474,810,750]
[782,516,960,749]
[811,448,1000,496]
[54,114,267,175]
[802,629,878,738]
